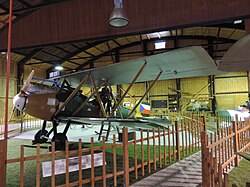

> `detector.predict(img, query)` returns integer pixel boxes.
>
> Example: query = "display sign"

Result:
[42,152,104,177]
[49,71,60,78]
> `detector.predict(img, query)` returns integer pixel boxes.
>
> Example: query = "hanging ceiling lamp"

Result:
[55,65,63,71]
[109,0,129,27]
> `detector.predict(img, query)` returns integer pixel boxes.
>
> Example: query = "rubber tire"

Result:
[52,133,68,150]
[34,129,48,144]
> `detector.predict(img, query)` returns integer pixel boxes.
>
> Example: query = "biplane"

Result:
[12,46,222,150]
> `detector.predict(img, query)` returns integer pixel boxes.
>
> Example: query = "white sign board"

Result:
[42,152,104,177]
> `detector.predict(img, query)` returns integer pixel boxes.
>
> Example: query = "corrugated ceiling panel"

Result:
[229,30,246,40]
[106,40,119,49]
[126,36,139,43]
[95,43,109,52]
[115,38,130,45]
[62,62,78,70]
[86,48,102,56]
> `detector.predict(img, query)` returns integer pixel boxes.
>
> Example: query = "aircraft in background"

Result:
[217,101,250,122]
[218,34,250,72]
[12,46,222,150]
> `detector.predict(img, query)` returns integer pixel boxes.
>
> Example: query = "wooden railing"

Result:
[6,117,203,187]
[0,115,44,139]
[201,116,250,187]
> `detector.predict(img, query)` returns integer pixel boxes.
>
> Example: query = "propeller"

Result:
[8,107,16,123]
[19,70,34,97]
[12,70,34,113]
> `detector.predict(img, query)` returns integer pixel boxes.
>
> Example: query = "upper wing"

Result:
[56,46,222,87]
[218,34,250,71]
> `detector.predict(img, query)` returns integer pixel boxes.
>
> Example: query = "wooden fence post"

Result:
[20,145,24,187]
[175,121,180,160]
[232,115,239,167]
[36,144,40,187]
[202,115,206,132]
[201,131,209,187]
[51,142,56,187]
[122,128,129,187]
[0,140,7,187]
[78,139,83,186]
[218,165,223,187]
[224,173,229,187]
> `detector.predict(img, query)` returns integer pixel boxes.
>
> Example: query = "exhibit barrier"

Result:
[201,115,250,187]
[0,115,44,139]
[6,117,203,187]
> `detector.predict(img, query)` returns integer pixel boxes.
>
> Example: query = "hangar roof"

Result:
[0,0,249,77]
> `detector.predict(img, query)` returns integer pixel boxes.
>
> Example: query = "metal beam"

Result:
[16,0,31,8]
[17,48,42,66]
[46,40,108,74]
[0,0,72,16]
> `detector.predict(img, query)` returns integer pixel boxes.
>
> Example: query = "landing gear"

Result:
[32,120,49,144]
[50,120,69,150]
[52,133,68,150]
[32,120,69,150]
[34,129,49,144]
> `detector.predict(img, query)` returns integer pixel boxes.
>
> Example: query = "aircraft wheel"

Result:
[34,130,48,144]
[52,133,68,150]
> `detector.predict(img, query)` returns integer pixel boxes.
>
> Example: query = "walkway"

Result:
[130,151,202,187]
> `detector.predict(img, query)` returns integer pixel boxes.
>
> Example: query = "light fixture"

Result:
[55,65,63,71]
[109,0,129,27]
[234,20,242,24]
[154,41,166,49]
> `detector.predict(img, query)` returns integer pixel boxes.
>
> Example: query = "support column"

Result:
[0,1,13,186]
[176,78,181,111]
[174,32,181,111]
[209,75,216,114]
[245,19,250,100]
[208,37,216,114]
[115,50,122,101]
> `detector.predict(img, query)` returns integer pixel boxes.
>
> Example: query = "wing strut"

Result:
[128,71,162,118]
[110,61,147,117]
[108,85,123,119]
[53,74,89,116]
[89,74,107,117]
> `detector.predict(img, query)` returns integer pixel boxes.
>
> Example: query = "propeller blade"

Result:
[8,107,16,123]
[18,70,34,97]
[20,111,24,133]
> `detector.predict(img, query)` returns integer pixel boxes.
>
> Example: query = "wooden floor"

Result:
[130,151,202,187]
